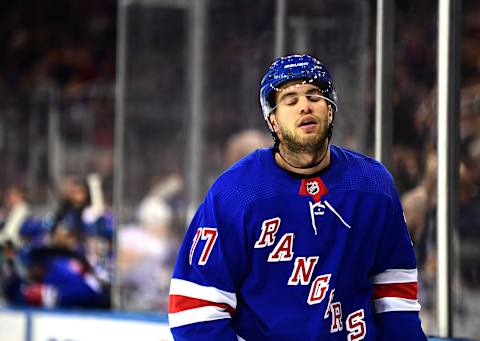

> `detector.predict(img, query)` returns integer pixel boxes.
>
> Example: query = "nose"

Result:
[298,95,312,114]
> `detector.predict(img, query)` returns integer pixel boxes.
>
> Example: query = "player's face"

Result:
[269,81,332,153]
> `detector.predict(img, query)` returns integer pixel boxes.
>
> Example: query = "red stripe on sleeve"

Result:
[373,282,418,300]
[169,294,236,316]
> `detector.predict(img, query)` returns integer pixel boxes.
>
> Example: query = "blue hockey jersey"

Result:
[169,145,426,341]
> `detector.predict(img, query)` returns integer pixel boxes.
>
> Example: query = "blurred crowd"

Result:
[0,1,115,99]
[0,131,270,311]
[0,2,479,338]
[386,1,480,335]
[0,0,117,310]
[0,175,112,308]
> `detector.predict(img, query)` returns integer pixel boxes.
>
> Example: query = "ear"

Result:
[269,114,278,132]
[328,106,333,124]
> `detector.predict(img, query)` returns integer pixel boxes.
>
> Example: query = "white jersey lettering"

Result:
[254,218,281,248]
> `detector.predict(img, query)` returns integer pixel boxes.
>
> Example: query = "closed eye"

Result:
[282,94,324,106]
[283,95,298,106]
[306,94,323,102]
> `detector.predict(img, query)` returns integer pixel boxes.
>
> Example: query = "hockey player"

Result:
[169,54,427,340]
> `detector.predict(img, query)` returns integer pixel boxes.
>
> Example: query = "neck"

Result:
[275,142,331,175]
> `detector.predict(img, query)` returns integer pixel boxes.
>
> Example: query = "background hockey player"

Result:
[168,54,427,340]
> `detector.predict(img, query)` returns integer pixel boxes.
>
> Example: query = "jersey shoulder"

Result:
[207,148,289,212]
[330,145,397,199]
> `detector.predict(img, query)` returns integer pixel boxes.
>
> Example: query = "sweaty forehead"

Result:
[276,80,320,93]
[274,80,320,102]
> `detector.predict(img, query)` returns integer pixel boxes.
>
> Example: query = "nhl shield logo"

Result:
[299,177,328,202]
[306,181,320,195]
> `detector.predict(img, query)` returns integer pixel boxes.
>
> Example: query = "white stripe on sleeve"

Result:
[371,268,417,284]
[374,297,421,313]
[169,306,232,328]
[170,278,237,308]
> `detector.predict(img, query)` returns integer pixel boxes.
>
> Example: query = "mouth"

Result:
[298,116,318,129]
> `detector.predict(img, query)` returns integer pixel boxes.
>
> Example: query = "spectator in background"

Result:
[401,183,428,247]
[401,151,437,330]
[18,217,48,248]
[118,193,177,311]
[51,174,111,251]
[1,216,109,309]
[0,173,115,309]
[51,176,91,246]
[457,162,480,286]
[0,185,30,248]
[403,151,480,329]
[393,145,422,194]
[468,138,480,187]
[224,129,271,167]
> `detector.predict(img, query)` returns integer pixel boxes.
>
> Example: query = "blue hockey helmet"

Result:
[20,217,46,239]
[259,54,338,126]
